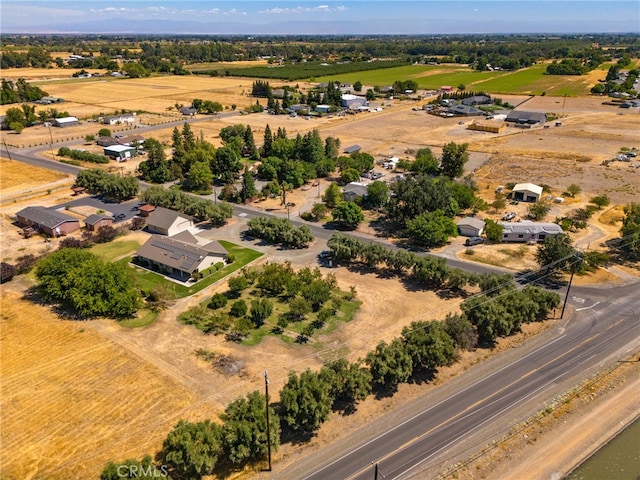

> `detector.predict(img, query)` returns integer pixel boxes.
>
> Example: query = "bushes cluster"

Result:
[75,168,139,201]
[58,146,109,164]
[139,185,233,225]
[246,217,314,248]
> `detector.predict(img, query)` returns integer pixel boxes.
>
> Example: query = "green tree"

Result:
[589,195,610,209]
[321,359,372,411]
[443,313,478,351]
[139,138,172,184]
[440,142,469,179]
[220,391,280,465]
[322,182,342,209]
[250,298,273,326]
[535,234,577,279]
[365,89,376,101]
[332,201,365,229]
[484,219,504,243]
[5,107,26,132]
[411,147,440,176]
[620,203,640,260]
[311,203,328,220]
[240,167,258,202]
[230,299,248,317]
[365,339,413,391]
[279,370,333,434]
[187,161,213,192]
[406,210,458,247]
[261,124,273,157]
[288,296,311,321]
[162,420,222,479]
[212,146,242,184]
[35,249,139,318]
[243,125,258,159]
[366,181,389,209]
[98,127,112,137]
[353,80,363,92]
[566,183,582,198]
[401,320,456,374]
[527,202,551,221]
[340,167,361,184]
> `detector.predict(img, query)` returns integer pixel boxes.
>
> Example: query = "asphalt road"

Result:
[280,282,639,480]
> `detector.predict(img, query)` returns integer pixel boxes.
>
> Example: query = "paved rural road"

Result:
[278,282,639,480]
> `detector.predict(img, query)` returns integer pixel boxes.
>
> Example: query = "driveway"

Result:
[54,195,141,222]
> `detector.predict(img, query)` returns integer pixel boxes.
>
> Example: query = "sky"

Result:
[1,1,639,35]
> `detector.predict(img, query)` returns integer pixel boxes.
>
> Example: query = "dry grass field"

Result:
[0,289,220,480]
[0,158,71,196]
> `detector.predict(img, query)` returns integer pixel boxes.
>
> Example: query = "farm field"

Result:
[0,289,220,480]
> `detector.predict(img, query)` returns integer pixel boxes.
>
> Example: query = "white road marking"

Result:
[576,301,600,312]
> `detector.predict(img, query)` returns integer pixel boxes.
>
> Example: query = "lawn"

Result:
[123,240,263,299]
[89,239,141,260]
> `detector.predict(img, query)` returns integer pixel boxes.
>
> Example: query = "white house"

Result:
[103,113,135,125]
[135,233,227,280]
[511,183,543,202]
[146,207,194,236]
[457,217,486,237]
[499,221,563,243]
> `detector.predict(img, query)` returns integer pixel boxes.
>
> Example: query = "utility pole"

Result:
[2,138,12,161]
[264,371,272,472]
[47,122,54,158]
[561,255,581,319]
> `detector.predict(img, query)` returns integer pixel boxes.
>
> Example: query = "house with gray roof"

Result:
[461,95,491,106]
[448,104,484,116]
[84,214,113,231]
[342,182,368,202]
[146,207,194,236]
[16,206,80,237]
[505,110,547,126]
[135,234,227,280]
[499,221,563,243]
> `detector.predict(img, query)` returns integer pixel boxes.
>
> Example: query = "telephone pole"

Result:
[561,254,582,319]
[264,371,272,471]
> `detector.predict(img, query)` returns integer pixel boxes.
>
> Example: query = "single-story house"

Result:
[505,111,547,126]
[84,214,113,231]
[53,116,79,128]
[342,182,368,202]
[179,106,197,116]
[341,94,367,109]
[511,183,543,202]
[461,95,491,106]
[457,217,486,237]
[16,206,80,237]
[448,104,484,116]
[499,221,563,243]
[137,204,156,217]
[315,104,331,114]
[343,145,361,154]
[146,207,194,237]
[440,86,453,93]
[103,113,135,125]
[115,134,144,147]
[104,145,136,161]
[97,136,119,147]
[135,233,227,280]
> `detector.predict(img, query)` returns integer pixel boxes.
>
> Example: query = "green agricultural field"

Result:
[314,62,604,96]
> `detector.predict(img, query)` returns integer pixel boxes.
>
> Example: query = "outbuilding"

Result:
[457,217,486,237]
[53,116,79,128]
[84,214,113,231]
[342,182,368,202]
[341,94,367,109]
[104,145,136,161]
[505,111,547,126]
[343,145,362,154]
[314,104,331,114]
[103,113,135,125]
[146,207,194,237]
[511,183,543,202]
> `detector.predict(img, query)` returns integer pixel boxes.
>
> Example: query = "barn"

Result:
[53,116,79,128]
[104,145,136,161]
[341,94,367,109]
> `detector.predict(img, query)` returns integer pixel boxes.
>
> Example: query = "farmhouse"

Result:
[342,182,368,202]
[505,110,547,126]
[115,134,144,147]
[457,217,486,237]
[146,207,194,236]
[448,104,484,116]
[511,183,543,202]
[53,116,79,128]
[103,113,135,125]
[499,221,563,243]
[461,95,491,106]
[135,233,227,280]
[84,214,113,231]
[16,206,80,237]
[103,145,136,161]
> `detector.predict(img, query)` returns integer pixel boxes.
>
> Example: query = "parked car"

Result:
[112,213,126,222]
[465,236,484,247]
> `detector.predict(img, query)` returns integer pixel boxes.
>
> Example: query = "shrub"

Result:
[1,262,17,283]
[230,299,248,317]
[209,293,228,310]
